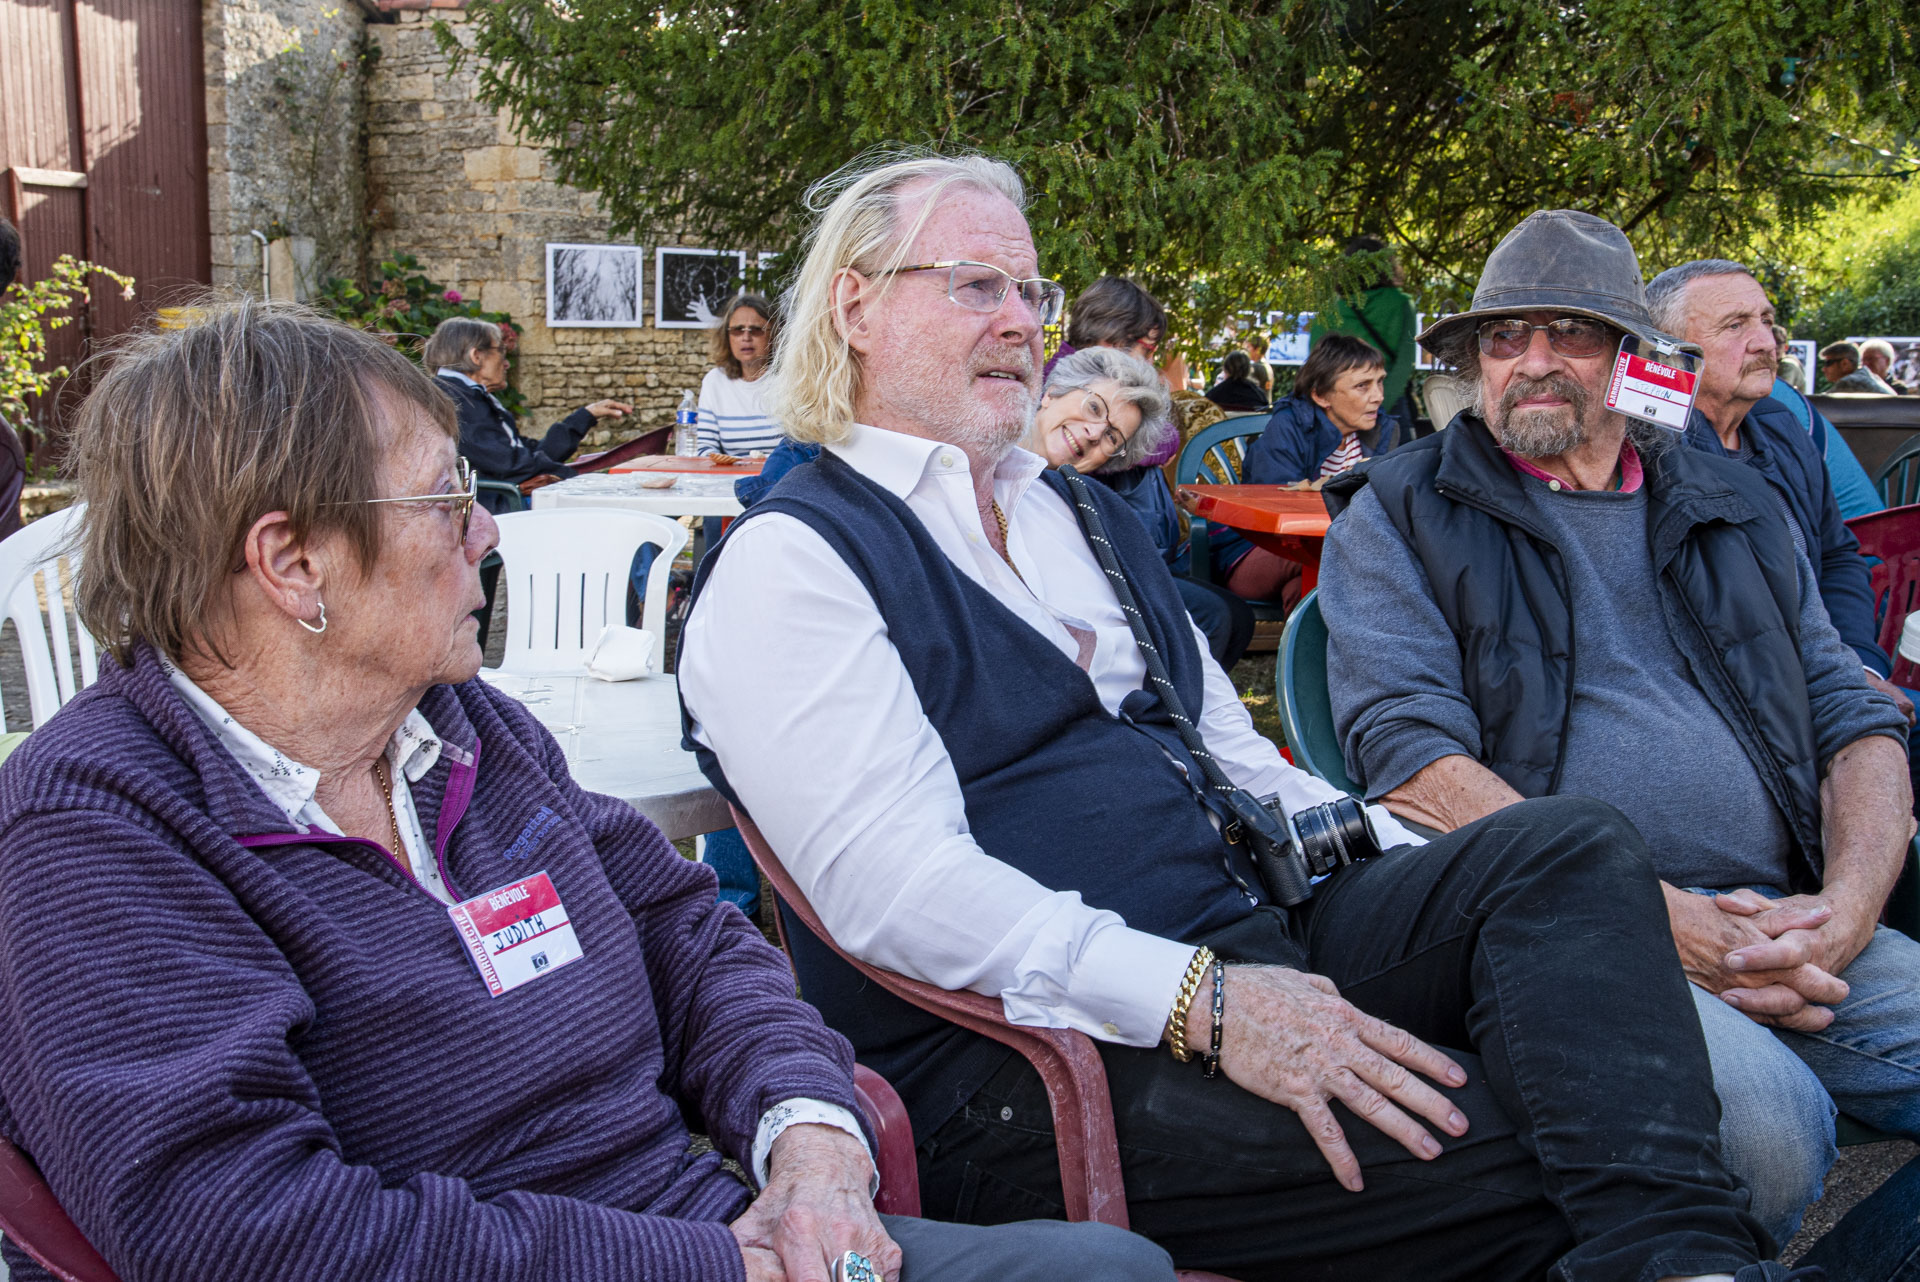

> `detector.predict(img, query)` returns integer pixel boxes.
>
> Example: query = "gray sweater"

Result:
[1323,470,1900,892]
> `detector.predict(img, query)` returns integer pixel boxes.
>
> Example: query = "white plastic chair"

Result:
[0,505,96,731]
[488,508,689,676]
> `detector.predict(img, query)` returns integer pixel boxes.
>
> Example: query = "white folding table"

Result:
[478,671,730,842]
[529,472,745,519]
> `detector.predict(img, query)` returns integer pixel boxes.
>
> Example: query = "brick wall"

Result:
[365,9,713,446]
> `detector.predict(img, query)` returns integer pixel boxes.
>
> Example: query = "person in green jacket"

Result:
[1309,235,1418,441]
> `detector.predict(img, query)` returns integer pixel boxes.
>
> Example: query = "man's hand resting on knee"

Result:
[1178,966,1471,1193]
[1662,885,1848,1032]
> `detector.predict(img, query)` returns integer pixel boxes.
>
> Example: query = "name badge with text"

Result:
[1604,335,1701,432]
[447,871,583,997]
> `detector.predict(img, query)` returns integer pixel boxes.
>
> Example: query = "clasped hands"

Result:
[1666,882,1877,1032]
[730,1123,900,1282]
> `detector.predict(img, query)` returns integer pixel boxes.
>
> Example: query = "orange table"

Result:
[1176,484,1333,591]
[609,455,766,476]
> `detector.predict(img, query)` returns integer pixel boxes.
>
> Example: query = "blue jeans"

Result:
[701,826,761,916]
[1691,917,1920,1243]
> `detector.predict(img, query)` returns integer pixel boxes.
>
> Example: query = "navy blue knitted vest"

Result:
[683,452,1265,1135]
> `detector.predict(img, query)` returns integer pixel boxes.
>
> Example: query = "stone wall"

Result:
[203,0,371,298]
[365,9,711,445]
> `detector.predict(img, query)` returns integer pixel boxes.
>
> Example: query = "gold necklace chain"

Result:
[371,755,407,857]
[990,499,1023,580]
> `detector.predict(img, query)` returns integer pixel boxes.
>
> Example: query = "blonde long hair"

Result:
[770,149,1026,445]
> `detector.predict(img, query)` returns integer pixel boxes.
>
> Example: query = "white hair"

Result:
[1644,258,1753,335]
[768,148,1027,445]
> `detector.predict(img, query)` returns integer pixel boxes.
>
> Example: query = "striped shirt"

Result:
[1319,434,1366,479]
[696,366,784,457]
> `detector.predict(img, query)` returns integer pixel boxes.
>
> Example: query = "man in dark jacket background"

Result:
[1321,209,1920,1251]
[1646,259,1907,713]
[0,217,30,541]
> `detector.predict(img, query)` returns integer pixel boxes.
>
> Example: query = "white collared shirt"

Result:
[166,658,873,1189]
[681,423,1419,1047]
[163,657,454,903]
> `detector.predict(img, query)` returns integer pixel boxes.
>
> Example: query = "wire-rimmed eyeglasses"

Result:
[353,456,478,543]
[883,261,1066,326]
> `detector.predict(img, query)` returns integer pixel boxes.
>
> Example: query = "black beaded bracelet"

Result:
[1202,961,1226,1078]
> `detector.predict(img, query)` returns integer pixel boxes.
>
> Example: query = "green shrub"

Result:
[0,256,135,431]
[314,252,527,416]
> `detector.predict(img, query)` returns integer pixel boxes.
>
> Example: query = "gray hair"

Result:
[71,296,457,667]
[769,148,1028,445]
[1644,259,1753,335]
[1042,346,1175,473]
[1862,338,1897,364]
[423,317,503,374]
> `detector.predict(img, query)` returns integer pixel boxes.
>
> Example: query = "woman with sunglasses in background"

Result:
[697,293,783,462]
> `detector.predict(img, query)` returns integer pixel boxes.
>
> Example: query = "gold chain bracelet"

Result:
[1165,946,1216,1063]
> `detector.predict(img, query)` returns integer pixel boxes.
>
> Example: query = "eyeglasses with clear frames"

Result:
[351,456,479,543]
[883,261,1066,326]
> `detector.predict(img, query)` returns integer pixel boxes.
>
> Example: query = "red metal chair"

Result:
[0,1035,921,1281]
[732,807,1240,1282]
[1849,502,1920,681]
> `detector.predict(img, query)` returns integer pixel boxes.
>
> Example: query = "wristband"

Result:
[1203,960,1226,1078]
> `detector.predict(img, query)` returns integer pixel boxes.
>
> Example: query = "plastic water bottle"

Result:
[675,390,699,457]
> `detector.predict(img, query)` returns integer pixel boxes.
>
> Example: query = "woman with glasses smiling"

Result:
[696,293,784,461]
[1023,347,1255,669]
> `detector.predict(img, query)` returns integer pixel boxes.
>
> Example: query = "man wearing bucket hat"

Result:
[1320,209,1920,1250]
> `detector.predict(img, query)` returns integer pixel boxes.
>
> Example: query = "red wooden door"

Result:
[0,0,209,450]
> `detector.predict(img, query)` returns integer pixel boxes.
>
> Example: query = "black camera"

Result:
[1224,793,1386,908]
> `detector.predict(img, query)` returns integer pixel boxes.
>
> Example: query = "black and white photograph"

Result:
[655,248,747,328]
[545,243,644,327]
[1846,335,1920,390]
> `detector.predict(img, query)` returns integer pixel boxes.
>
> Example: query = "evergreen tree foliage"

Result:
[453,0,1917,344]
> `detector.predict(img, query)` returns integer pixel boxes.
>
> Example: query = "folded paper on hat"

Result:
[586,624,656,681]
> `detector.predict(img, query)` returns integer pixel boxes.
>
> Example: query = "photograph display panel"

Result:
[546,243,645,328]
[656,249,748,328]
[1845,336,1920,389]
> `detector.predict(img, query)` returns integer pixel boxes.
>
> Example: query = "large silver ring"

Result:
[835,1250,879,1282]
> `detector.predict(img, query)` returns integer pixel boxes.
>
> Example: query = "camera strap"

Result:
[1055,466,1269,901]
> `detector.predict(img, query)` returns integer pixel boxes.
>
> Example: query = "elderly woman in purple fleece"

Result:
[0,301,1170,1282]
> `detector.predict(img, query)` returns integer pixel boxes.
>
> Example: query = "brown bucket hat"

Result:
[1418,210,1691,360]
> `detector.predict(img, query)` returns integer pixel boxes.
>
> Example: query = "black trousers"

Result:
[916,796,1770,1282]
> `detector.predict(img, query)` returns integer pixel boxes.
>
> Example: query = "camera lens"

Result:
[1290,799,1374,875]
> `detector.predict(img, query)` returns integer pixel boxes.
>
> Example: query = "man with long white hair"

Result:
[680,155,1786,1281]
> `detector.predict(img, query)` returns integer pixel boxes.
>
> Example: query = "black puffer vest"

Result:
[1325,417,1827,887]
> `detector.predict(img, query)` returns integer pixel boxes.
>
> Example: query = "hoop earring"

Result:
[298,599,327,635]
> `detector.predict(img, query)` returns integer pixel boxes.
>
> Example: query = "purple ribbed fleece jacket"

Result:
[0,644,862,1282]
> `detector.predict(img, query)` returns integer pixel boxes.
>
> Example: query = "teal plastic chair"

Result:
[1275,590,1356,794]
[1872,432,1920,508]
[1174,413,1283,623]
[477,479,528,514]
[1279,588,1914,1147]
